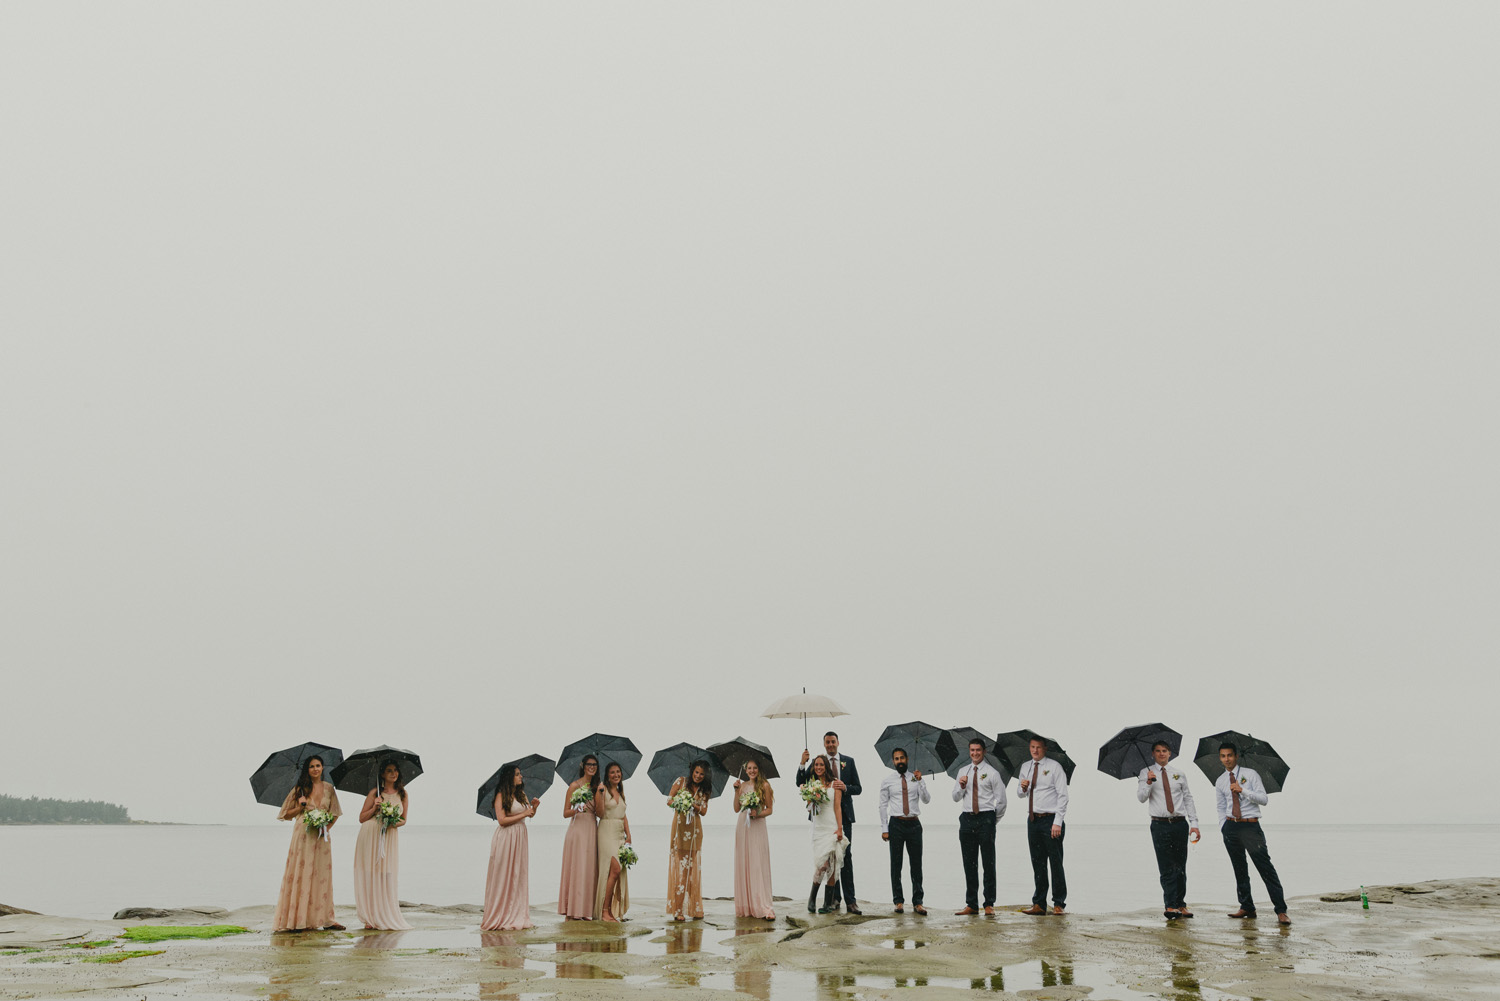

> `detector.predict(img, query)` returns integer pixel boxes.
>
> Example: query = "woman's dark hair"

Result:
[577,754,599,779]
[599,760,625,802]
[497,763,525,816]
[295,756,324,801]
[809,754,831,781]
[684,759,712,800]
[376,758,408,801]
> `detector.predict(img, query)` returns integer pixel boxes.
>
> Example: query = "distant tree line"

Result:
[0,794,131,824]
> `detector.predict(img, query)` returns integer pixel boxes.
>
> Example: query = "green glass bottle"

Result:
[1360,886,1369,909]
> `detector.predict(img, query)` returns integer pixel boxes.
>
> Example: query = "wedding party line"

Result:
[254,697,1297,935]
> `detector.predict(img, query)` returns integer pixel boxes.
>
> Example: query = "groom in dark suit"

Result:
[797,731,863,913]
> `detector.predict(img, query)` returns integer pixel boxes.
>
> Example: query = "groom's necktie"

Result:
[971,765,979,813]
[1162,766,1174,815]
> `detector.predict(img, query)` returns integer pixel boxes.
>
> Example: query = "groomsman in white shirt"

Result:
[879,748,930,914]
[1138,740,1200,918]
[1016,736,1069,915]
[1215,742,1289,925]
[951,737,1006,915]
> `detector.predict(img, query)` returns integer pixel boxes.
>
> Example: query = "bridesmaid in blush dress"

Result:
[353,760,412,930]
[482,763,541,931]
[274,755,345,932]
[557,755,599,920]
[593,762,632,923]
[665,760,710,921]
[732,759,775,920]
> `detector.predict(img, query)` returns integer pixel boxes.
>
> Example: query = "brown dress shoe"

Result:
[1226,909,1257,919]
[893,904,904,913]
[913,906,927,915]
[984,906,995,916]
[1051,906,1066,915]
[1277,912,1291,925]
[1019,905,1047,916]
[954,906,978,915]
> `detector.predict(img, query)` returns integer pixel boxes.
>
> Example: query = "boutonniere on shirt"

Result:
[980,772,987,780]
[1042,769,1050,776]
[1171,773,1180,781]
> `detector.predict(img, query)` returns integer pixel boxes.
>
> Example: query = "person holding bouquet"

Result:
[353,760,412,930]
[665,760,711,921]
[593,762,632,922]
[482,763,541,930]
[558,755,600,920]
[274,755,344,932]
[802,755,845,914]
[732,759,775,920]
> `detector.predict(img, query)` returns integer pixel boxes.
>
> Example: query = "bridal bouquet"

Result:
[302,809,334,839]
[800,778,829,814]
[569,786,594,808]
[616,844,639,869]
[669,790,696,816]
[375,799,403,829]
[739,788,762,811]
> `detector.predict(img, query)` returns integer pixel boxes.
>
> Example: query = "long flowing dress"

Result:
[274,781,342,932]
[733,788,775,919]
[353,791,412,930]
[593,791,630,920]
[809,791,846,885]
[557,788,598,919]
[666,789,704,920]
[482,799,533,931]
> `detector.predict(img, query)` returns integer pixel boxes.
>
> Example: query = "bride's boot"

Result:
[808,883,821,913]
[818,884,838,914]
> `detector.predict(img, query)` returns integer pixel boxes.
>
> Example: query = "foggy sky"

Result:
[2,3,1496,829]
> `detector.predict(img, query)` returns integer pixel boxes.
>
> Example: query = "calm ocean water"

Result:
[1,823,1494,920]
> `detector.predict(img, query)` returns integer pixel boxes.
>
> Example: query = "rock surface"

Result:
[111,906,230,921]
[0,904,38,916]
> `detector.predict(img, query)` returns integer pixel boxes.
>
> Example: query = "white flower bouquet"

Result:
[375,799,403,829]
[669,789,696,816]
[800,778,828,807]
[739,788,762,810]
[569,786,594,809]
[302,809,334,839]
[616,844,639,869]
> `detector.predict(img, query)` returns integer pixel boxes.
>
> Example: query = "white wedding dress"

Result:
[809,794,846,884]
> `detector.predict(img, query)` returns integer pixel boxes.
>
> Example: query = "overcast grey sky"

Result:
[2,4,1496,829]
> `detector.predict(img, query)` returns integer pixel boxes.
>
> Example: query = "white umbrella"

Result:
[760,687,850,749]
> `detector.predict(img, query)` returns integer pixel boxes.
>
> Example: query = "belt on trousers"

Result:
[891,815,920,822]
[1152,816,1187,824]
[1228,817,1259,823]
[963,810,996,817]
[1030,813,1055,820]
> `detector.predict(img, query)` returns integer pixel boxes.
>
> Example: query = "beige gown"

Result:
[593,790,630,920]
[274,781,342,931]
[353,791,412,930]
[482,799,534,930]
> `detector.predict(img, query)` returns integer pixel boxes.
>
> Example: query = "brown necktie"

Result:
[1028,761,1037,820]
[1230,770,1242,820]
[901,775,910,815]
[1162,766,1175,815]
[971,765,979,813]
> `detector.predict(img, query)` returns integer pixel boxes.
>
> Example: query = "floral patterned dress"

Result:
[666,781,705,919]
[273,781,342,931]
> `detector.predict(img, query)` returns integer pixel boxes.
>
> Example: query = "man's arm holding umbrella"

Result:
[1239,768,1269,808]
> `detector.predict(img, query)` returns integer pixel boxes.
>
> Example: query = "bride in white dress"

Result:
[803,755,846,914]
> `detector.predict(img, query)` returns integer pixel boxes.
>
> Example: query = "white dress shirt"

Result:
[1214,766,1269,828]
[878,770,931,833]
[1015,757,1069,824]
[1137,763,1198,828]
[950,761,1008,817]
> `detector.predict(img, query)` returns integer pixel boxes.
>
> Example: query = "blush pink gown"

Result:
[557,788,598,919]
[733,786,775,919]
[482,799,533,931]
[353,791,412,930]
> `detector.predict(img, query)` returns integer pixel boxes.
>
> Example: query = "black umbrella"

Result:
[1097,723,1183,781]
[1194,731,1290,793]
[875,721,959,776]
[943,726,1011,781]
[994,729,1077,782]
[647,743,732,798]
[330,745,424,795]
[555,733,642,782]
[476,754,557,820]
[706,737,780,779]
[249,742,345,807]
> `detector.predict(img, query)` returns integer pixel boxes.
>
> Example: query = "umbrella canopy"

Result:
[476,754,557,820]
[330,745,423,795]
[1097,723,1184,780]
[249,742,345,807]
[706,737,780,779]
[994,729,1077,782]
[646,743,733,798]
[760,688,850,747]
[1194,730,1290,793]
[874,721,960,776]
[943,726,1010,781]
[555,733,642,782]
